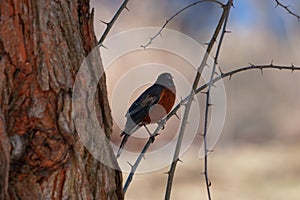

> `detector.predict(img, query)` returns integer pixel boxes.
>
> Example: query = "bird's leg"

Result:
[143,125,156,143]
[143,125,152,136]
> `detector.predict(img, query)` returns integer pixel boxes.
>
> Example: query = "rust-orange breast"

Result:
[142,87,176,124]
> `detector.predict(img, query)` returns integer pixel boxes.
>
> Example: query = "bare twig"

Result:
[274,0,300,21]
[201,0,233,198]
[196,63,300,95]
[98,0,129,45]
[140,0,225,48]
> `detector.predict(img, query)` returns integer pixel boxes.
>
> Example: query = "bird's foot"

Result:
[158,118,167,130]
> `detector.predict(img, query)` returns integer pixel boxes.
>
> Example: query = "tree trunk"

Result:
[0,0,123,199]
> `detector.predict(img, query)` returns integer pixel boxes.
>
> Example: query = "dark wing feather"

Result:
[123,84,163,133]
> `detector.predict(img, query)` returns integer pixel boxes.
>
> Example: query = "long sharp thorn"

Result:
[100,20,109,25]
[99,43,108,49]
[127,161,133,168]
[208,179,212,187]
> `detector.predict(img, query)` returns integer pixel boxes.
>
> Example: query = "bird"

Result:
[117,72,176,158]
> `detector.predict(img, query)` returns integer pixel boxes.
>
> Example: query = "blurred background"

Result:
[91,0,300,199]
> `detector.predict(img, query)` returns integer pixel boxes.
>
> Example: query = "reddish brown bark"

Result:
[0,0,123,199]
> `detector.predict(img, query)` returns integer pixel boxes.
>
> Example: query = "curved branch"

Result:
[141,0,225,48]
[274,0,300,21]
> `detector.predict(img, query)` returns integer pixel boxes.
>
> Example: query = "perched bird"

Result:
[117,72,176,158]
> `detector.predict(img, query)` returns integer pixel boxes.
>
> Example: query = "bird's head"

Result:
[155,72,175,89]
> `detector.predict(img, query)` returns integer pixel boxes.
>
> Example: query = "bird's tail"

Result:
[116,132,129,158]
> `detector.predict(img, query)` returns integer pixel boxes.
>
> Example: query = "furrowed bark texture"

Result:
[0,0,123,199]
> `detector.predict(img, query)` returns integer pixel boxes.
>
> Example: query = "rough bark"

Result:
[0,0,123,199]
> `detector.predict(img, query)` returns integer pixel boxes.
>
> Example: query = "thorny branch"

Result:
[140,0,225,49]
[274,0,300,21]
[201,0,232,199]
[123,0,228,194]
[123,62,300,193]
[98,0,129,46]
[164,0,234,198]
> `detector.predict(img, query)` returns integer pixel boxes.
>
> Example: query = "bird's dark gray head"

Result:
[155,72,175,88]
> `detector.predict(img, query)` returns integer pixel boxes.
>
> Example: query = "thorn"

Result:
[140,45,146,50]
[204,42,209,46]
[229,74,232,80]
[164,171,170,175]
[231,2,235,8]
[124,6,130,11]
[90,8,94,17]
[291,64,295,72]
[159,32,163,38]
[177,158,183,163]
[99,43,108,49]
[208,149,214,153]
[214,71,219,76]
[174,113,180,120]
[201,91,208,95]
[208,103,213,107]
[198,133,204,137]
[225,30,232,33]
[208,179,212,187]
[100,20,109,25]
[211,83,217,88]
[270,60,274,66]
[127,161,133,168]
[150,135,156,143]
[249,62,254,67]
[260,68,263,75]
[142,154,146,159]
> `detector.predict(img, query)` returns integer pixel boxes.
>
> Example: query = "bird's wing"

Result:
[125,84,163,119]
